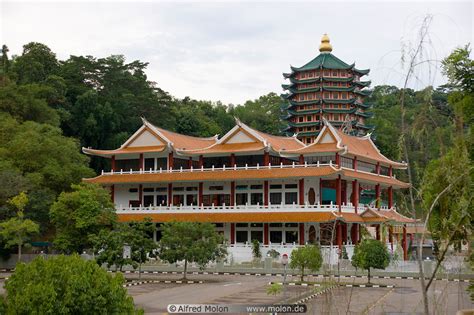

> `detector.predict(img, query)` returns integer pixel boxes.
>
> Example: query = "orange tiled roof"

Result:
[179,142,266,155]
[282,142,342,154]
[254,130,305,151]
[82,145,166,157]
[335,129,406,168]
[379,209,417,223]
[152,126,216,150]
[337,212,366,223]
[84,166,338,184]
[117,211,338,223]
[342,169,410,188]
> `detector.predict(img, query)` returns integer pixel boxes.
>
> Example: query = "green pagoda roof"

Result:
[355,89,371,96]
[287,121,321,128]
[296,131,321,137]
[354,68,370,75]
[355,111,374,118]
[290,53,355,72]
[354,80,371,87]
[287,109,322,116]
[321,108,357,114]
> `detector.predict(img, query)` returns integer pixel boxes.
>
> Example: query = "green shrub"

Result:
[4,254,140,314]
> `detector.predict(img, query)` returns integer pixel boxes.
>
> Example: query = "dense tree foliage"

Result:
[50,183,116,253]
[3,255,139,314]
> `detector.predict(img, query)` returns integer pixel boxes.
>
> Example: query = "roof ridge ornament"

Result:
[319,34,333,53]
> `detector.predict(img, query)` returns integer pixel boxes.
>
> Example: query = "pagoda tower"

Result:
[281,34,374,144]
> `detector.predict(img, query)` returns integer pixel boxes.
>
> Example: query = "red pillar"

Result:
[299,179,305,205]
[139,153,144,171]
[336,176,341,211]
[264,152,270,166]
[111,155,116,171]
[264,180,269,206]
[336,222,342,254]
[230,223,235,244]
[168,183,173,206]
[264,223,269,245]
[376,225,380,240]
[168,152,174,169]
[111,184,115,203]
[351,224,359,244]
[139,184,143,206]
[358,224,363,243]
[388,186,393,209]
[342,223,348,245]
[199,155,204,168]
[299,154,304,165]
[198,182,203,206]
[299,223,305,245]
[230,181,235,206]
[335,152,340,166]
[319,178,323,204]
[352,180,359,213]
[353,156,357,170]
[188,157,193,169]
[375,184,381,209]
[403,225,408,260]
[230,154,236,167]
[389,165,393,177]
[376,162,381,175]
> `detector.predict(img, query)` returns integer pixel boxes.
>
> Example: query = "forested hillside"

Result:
[0,42,472,246]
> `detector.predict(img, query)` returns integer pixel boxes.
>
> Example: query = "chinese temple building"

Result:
[281,34,374,144]
[83,118,415,263]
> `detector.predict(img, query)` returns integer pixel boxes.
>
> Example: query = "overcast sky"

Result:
[2,1,473,104]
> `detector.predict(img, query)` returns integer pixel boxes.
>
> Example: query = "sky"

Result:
[1,1,473,104]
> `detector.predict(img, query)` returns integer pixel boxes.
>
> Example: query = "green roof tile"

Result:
[291,53,354,71]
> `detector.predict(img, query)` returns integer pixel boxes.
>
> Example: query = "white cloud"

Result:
[1,1,472,104]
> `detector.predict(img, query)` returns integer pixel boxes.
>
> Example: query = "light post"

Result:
[281,253,288,300]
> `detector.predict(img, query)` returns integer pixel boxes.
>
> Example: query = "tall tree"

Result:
[50,183,116,253]
[11,42,59,84]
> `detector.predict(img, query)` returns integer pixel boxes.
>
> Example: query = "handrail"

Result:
[102,162,334,176]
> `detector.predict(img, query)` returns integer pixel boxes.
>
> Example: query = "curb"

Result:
[117,270,472,282]
[295,285,338,304]
[123,279,204,287]
[268,282,395,288]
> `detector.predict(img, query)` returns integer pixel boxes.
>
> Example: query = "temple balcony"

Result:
[115,202,394,214]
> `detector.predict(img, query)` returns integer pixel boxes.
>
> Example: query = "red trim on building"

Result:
[376,162,380,175]
[188,157,193,169]
[299,223,305,245]
[198,182,203,206]
[168,183,173,206]
[264,152,270,166]
[388,186,393,208]
[139,184,143,206]
[230,223,235,244]
[264,180,269,206]
[230,181,235,206]
[299,179,305,205]
[168,152,174,169]
[342,223,347,245]
[111,155,116,171]
[336,175,341,211]
[352,180,359,213]
[389,165,393,177]
[264,223,269,245]
[199,155,204,168]
[139,153,144,171]
[335,152,340,166]
[375,184,381,208]
[299,154,304,165]
[230,154,236,167]
[351,224,358,244]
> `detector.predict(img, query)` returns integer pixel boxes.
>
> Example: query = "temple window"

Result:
[115,159,140,171]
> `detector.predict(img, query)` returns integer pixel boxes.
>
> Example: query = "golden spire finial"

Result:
[319,34,332,53]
